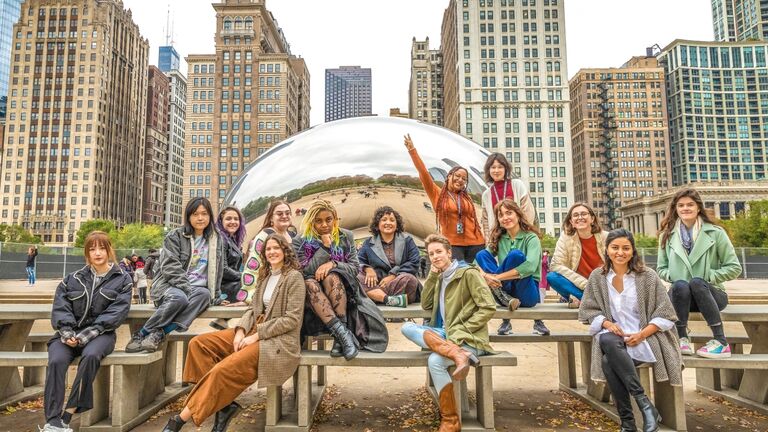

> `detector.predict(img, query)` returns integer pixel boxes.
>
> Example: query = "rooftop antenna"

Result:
[164,5,171,46]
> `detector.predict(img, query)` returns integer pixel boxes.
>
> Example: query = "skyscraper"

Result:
[159,45,181,73]
[440,0,573,235]
[409,38,443,125]
[164,68,187,228]
[143,66,170,225]
[183,0,310,213]
[569,56,671,228]
[0,0,148,244]
[325,66,372,122]
[659,39,768,186]
[0,0,23,119]
[713,0,768,41]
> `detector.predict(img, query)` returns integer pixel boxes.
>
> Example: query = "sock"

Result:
[675,324,688,339]
[383,295,390,305]
[139,328,150,337]
[61,411,73,425]
[710,324,728,346]
[384,294,407,307]
[162,323,179,334]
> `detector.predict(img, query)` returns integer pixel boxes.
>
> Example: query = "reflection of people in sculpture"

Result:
[357,206,422,308]
[293,200,388,360]
[160,235,305,432]
[404,133,485,262]
[401,234,495,432]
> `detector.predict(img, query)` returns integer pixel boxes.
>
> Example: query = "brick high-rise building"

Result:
[440,0,573,235]
[0,0,148,244]
[184,0,310,212]
[569,56,671,229]
[143,66,170,225]
[409,37,443,125]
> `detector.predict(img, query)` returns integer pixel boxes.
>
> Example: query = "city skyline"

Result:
[123,0,714,127]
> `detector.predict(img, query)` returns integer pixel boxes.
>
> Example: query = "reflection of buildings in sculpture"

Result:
[619,182,768,236]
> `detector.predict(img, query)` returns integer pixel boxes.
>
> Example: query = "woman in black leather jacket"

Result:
[41,231,133,432]
[210,206,245,330]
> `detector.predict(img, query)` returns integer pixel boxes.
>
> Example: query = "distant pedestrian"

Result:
[144,249,160,288]
[134,260,148,304]
[119,257,135,301]
[26,246,39,286]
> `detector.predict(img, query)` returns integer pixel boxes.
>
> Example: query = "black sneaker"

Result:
[497,319,512,335]
[125,332,144,353]
[140,329,165,352]
[532,320,551,336]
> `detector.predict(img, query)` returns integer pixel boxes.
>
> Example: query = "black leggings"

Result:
[599,332,645,422]
[668,278,728,339]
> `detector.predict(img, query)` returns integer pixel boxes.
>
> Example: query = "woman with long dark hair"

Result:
[239,200,295,306]
[475,199,549,336]
[209,206,246,330]
[161,234,305,432]
[357,206,421,307]
[657,188,741,359]
[480,152,536,239]
[580,229,681,432]
[293,199,388,361]
[404,134,485,262]
[125,197,229,353]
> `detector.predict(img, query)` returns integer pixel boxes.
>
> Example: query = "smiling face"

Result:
[607,237,634,268]
[570,205,594,232]
[264,238,285,267]
[378,212,398,236]
[270,204,292,231]
[489,160,506,182]
[675,197,700,225]
[313,210,335,236]
[221,209,241,236]
[189,205,211,234]
[427,242,452,270]
[448,169,468,193]
[497,205,520,231]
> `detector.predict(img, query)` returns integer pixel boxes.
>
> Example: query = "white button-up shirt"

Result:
[589,270,674,363]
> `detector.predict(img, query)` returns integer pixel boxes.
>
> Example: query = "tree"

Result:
[722,200,768,247]
[113,223,164,250]
[74,219,116,247]
[0,224,42,244]
[634,234,658,249]
[540,233,557,251]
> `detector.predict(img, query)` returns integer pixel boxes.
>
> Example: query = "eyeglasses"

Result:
[571,212,591,220]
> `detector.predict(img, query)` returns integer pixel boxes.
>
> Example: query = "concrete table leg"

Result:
[0,321,33,404]
[265,385,282,426]
[654,379,687,431]
[737,322,768,404]
[80,366,110,427]
[475,365,494,429]
[557,341,577,389]
[580,340,610,402]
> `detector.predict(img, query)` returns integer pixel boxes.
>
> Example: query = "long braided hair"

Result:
[435,166,482,237]
[488,199,541,255]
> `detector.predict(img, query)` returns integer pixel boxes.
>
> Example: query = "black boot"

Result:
[330,316,346,358]
[161,415,185,432]
[613,385,637,432]
[327,317,360,360]
[620,419,638,432]
[211,401,241,432]
[634,394,661,432]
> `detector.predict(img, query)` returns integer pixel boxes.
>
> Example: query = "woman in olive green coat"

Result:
[657,188,742,359]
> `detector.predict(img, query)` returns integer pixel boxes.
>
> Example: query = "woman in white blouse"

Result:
[579,229,682,432]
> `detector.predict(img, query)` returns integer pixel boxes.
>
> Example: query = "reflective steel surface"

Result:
[225,116,491,242]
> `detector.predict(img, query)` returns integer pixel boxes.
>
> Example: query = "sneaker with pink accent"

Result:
[696,339,731,359]
[679,337,694,356]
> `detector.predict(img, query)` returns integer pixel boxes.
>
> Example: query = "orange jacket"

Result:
[408,148,484,246]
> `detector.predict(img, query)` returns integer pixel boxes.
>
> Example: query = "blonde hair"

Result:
[300,199,341,245]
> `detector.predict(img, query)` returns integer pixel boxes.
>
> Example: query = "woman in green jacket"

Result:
[401,234,496,432]
[657,188,742,359]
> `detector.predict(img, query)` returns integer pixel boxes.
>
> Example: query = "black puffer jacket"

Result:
[51,264,133,333]
[220,235,243,301]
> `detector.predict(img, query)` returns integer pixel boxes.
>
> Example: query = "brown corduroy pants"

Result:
[182,328,260,426]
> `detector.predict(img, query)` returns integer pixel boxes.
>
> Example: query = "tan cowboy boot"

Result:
[423,330,479,381]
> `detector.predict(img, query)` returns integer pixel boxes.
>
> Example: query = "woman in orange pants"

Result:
[160,234,305,432]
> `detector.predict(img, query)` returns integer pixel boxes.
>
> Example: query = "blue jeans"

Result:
[26,266,36,285]
[401,322,487,394]
[547,272,583,300]
[475,249,540,308]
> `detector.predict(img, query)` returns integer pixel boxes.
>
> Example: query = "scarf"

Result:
[676,217,702,255]
[436,260,462,329]
[299,237,351,268]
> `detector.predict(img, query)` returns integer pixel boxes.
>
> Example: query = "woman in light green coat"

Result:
[657,188,742,359]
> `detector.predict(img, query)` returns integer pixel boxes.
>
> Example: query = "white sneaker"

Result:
[39,423,73,432]
[679,337,694,356]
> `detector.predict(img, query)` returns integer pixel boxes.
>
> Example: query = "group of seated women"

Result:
[40,140,742,432]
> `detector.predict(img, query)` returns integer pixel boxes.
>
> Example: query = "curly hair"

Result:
[257,233,302,280]
[369,206,404,237]
[488,199,541,255]
[435,166,482,238]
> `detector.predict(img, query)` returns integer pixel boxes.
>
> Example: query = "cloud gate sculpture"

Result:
[224,116,492,243]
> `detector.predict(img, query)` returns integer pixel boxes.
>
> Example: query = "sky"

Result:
[123,0,714,127]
